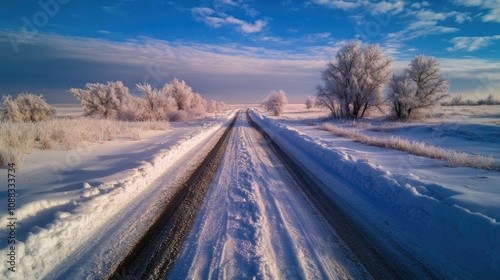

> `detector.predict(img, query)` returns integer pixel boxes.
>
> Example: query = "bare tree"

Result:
[316,40,392,119]
[388,55,449,119]
[305,96,315,109]
[262,90,288,116]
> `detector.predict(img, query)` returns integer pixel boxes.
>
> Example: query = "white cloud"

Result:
[312,0,361,10]
[447,35,500,52]
[312,0,405,15]
[387,6,463,42]
[410,3,421,9]
[387,19,459,41]
[370,1,405,15]
[454,0,500,22]
[191,7,266,33]
[415,10,447,21]
[1,31,498,102]
[0,31,330,101]
[191,7,216,16]
[216,0,259,17]
[454,13,473,24]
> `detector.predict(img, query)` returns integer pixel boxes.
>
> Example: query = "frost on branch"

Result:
[134,83,177,121]
[1,93,55,122]
[388,55,449,119]
[262,90,288,116]
[316,40,392,119]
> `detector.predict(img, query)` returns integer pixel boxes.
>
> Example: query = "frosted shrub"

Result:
[69,81,132,120]
[1,94,55,122]
[70,79,219,122]
[135,83,177,121]
[165,79,194,111]
[305,96,315,109]
[207,100,225,114]
[262,90,288,116]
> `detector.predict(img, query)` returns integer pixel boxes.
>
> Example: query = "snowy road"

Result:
[169,112,370,279]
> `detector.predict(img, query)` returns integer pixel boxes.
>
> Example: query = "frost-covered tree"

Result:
[70,79,221,122]
[164,79,194,111]
[262,90,288,116]
[206,100,218,113]
[135,83,177,121]
[305,96,315,109]
[1,95,22,122]
[1,93,55,122]
[387,72,417,119]
[189,93,208,118]
[388,55,449,119]
[316,40,392,119]
[69,81,132,119]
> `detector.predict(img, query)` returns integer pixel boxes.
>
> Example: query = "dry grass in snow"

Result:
[0,118,169,166]
[321,123,499,171]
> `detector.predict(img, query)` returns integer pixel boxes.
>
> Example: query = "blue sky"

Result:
[0,0,499,103]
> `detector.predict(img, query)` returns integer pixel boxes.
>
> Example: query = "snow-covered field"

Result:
[1,103,499,278]
[250,103,500,278]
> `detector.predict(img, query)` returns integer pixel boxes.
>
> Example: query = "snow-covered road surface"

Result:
[0,111,238,279]
[169,112,370,279]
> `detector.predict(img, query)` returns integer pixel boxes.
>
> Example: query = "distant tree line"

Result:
[442,93,500,106]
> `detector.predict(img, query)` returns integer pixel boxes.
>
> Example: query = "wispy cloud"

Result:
[0,31,328,102]
[454,0,500,23]
[256,32,333,45]
[191,6,266,33]
[312,0,405,15]
[386,5,462,42]
[447,35,500,52]
[216,0,259,17]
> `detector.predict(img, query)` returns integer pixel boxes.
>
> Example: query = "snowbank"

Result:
[0,111,237,279]
[250,109,500,278]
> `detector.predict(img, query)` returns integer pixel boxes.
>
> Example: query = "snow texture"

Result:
[0,111,237,279]
[250,108,500,278]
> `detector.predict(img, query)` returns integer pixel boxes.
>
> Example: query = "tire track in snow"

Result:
[169,112,369,279]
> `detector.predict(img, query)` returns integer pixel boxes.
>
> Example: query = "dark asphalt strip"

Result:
[246,110,437,280]
[108,113,238,280]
